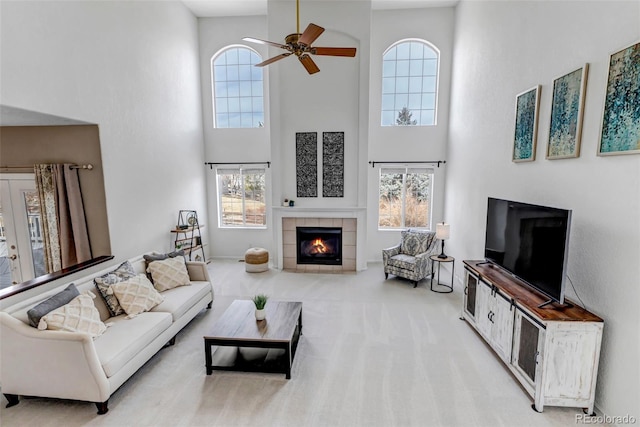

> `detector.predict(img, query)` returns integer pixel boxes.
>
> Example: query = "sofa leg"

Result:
[413,281,418,288]
[4,394,19,408]
[95,400,109,415]
[163,336,176,348]
[384,273,388,280]
[207,301,212,309]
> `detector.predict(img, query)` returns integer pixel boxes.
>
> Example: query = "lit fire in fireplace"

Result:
[311,238,327,254]
[297,226,342,265]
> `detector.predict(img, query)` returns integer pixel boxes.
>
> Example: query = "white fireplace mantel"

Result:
[272,207,367,271]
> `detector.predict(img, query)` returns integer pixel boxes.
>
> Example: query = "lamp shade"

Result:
[436,222,450,240]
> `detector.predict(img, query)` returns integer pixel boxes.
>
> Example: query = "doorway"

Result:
[0,175,45,288]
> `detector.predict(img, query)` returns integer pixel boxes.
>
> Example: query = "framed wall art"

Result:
[599,41,640,156]
[322,132,344,197]
[512,85,541,162]
[547,65,589,159]
[296,132,318,197]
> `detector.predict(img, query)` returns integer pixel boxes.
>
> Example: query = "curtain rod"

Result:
[368,160,446,168]
[205,161,271,169]
[0,163,93,170]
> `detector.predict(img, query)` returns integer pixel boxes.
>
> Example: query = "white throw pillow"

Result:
[109,274,164,317]
[146,256,191,292]
[38,292,107,339]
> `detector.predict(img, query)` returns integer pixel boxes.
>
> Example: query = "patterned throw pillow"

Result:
[143,250,185,283]
[37,292,107,339]
[109,274,164,317]
[27,283,80,327]
[143,250,184,269]
[146,256,191,292]
[94,261,136,317]
[400,230,433,256]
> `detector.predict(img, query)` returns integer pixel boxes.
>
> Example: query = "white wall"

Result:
[367,7,455,260]
[0,1,207,290]
[198,15,274,258]
[268,0,369,209]
[447,0,639,418]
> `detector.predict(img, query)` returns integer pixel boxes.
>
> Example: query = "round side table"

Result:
[430,255,454,293]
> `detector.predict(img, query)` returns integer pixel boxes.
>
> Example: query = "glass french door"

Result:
[0,176,45,288]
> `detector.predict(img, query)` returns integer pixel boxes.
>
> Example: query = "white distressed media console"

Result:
[461,260,604,414]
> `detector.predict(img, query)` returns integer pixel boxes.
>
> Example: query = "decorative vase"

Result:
[255,308,266,321]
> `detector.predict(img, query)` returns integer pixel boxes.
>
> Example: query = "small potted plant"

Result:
[252,294,268,320]
[283,198,289,207]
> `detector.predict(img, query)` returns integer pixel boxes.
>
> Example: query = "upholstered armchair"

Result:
[382,229,438,288]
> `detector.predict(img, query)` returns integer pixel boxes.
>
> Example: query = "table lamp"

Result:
[436,222,450,259]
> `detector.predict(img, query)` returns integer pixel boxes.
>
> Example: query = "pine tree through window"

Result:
[381,40,439,126]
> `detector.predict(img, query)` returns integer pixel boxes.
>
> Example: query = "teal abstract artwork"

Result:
[600,42,640,156]
[548,66,588,159]
[513,86,540,162]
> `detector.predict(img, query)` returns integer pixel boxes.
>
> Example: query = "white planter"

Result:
[283,202,289,207]
[255,308,266,321]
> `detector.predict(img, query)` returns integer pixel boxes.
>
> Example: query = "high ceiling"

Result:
[181,0,458,18]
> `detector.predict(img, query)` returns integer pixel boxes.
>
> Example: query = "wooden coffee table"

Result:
[204,300,303,379]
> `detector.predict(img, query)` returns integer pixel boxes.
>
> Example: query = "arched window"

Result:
[381,39,439,126]
[212,46,264,128]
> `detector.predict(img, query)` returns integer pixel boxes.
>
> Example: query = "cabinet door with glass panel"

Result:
[463,270,478,321]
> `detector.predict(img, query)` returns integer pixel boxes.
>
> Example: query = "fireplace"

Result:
[296,227,342,265]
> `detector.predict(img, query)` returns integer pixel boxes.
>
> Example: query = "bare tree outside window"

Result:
[217,168,266,227]
[378,168,432,229]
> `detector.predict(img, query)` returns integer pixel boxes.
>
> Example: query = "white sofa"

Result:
[0,254,213,414]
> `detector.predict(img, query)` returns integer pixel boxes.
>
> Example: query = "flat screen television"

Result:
[484,198,572,305]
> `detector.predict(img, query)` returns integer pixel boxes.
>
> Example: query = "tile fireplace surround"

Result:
[272,207,367,272]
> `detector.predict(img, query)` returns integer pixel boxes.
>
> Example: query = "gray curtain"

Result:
[34,164,92,272]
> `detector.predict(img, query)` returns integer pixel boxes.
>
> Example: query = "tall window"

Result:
[212,46,264,128]
[381,39,439,126]
[378,167,433,229]
[217,168,266,227]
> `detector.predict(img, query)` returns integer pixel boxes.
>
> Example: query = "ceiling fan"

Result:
[242,0,357,75]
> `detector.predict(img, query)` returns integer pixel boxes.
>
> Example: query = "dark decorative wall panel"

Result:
[296,132,318,197]
[322,132,344,197]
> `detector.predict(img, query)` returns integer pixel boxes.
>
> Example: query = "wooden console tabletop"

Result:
[464,260,602,322]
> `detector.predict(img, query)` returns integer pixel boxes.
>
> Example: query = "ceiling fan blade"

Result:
[298,23,325,46]
[243,37,289,50]
[311,47,357,57]
[299,54,320,74]
[255,53,292,67]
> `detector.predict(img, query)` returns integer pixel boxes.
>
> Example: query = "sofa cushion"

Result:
[94,261,137,317]
[38,292,107,339]
[109,274,164,317]
[401,230,434,256]
[93,312,172,377]
[146,256,191,292]
[151,281,211,321]
[27,283,80,327]
[387,254,418,272]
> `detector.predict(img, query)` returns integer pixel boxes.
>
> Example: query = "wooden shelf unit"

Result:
[461,260,603,414]
[172,210,205,262]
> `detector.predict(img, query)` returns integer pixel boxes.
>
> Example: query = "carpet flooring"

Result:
[0,260,597,426]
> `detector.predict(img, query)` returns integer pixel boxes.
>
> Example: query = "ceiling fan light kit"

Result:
[243,0,357,75]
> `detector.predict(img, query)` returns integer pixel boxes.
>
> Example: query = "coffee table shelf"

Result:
[204,300,303,379]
